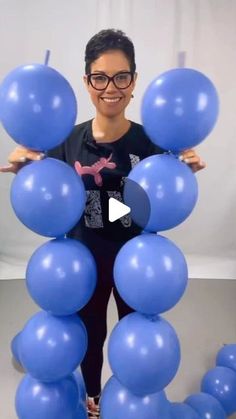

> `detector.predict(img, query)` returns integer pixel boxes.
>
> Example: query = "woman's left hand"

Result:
[179,149,206,173]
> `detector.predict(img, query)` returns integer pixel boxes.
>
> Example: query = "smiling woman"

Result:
[83,49,137,125]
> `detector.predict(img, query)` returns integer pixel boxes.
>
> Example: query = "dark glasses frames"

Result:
[87,71,134,90]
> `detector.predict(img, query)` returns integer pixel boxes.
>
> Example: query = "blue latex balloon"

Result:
[216,344,236,372]
[11,332,22,365]
[26,237,97,315]
[15,373,79,419]
[100,375,171,419]
[108,312,180,396]
[141,68,219,153]
[73,369,87,403]
[10,158,86,237]
[201,366,236,416]
[0,63,77,151]
[170,402,200,418]
[19,311,88,382]
[74,401,87,419]
[124,154,198,232]
[185,392,226,419]
[114,233,188,314]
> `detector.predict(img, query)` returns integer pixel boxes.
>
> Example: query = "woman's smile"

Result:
[101,96,122,103]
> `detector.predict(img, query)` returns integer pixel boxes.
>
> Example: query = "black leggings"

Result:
[78,250,133,397]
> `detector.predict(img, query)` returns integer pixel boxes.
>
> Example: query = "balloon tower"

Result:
[98,68,234,419]
[1,57,235,419]
[0,61,97,418]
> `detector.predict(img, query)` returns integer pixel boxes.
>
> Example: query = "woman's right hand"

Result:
[0,146,45,174]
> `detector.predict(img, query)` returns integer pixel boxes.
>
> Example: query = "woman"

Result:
[1,29,205,418]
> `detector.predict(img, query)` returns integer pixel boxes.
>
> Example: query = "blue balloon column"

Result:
[0,63,97,418]
[200,344,236,416]
[170,343,236,418]
[100,68,219,419]
[184,393,226,419]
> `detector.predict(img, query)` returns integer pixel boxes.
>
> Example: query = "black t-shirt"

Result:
[48,120,163,253]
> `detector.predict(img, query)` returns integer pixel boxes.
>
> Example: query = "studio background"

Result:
[0,0,235,280]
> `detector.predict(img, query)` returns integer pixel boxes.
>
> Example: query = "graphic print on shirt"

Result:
[129,154,140,168]
[120,154,140,187]
[84,190,103,228]
[75,153,141,229]
[74,154,116,187]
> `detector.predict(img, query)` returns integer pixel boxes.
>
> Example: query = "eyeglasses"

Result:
[87,71,134,90]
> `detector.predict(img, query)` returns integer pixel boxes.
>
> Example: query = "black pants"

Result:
[78,248,133,397]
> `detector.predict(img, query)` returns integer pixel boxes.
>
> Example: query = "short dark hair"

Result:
[85,29,136,74]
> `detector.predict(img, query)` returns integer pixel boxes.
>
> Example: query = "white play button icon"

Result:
[108,197,131,222]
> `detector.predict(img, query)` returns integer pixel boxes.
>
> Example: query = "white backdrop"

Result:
[0,0,235,279]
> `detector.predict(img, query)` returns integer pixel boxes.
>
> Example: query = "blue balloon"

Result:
[10,158,86,237]
[141,68,219,153]
[108,312,180,396]
[114,233,188,314]
[216,344,236,372]
[19,311,87,382]
[201,366,236,416]
[11,332,22,365]
[15,373,79,419]
[124,154,198,232]
[73,401,88,419]
[185,392,226,419]
[170,402,200,418]
[73,369,87,403]
[26,237,97,315]
[0,64,77,151]
[100,376,171,419]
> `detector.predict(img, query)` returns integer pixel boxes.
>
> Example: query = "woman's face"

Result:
[84,49,137,118]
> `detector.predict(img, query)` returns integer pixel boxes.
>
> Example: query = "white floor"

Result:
[0,278,236,418]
